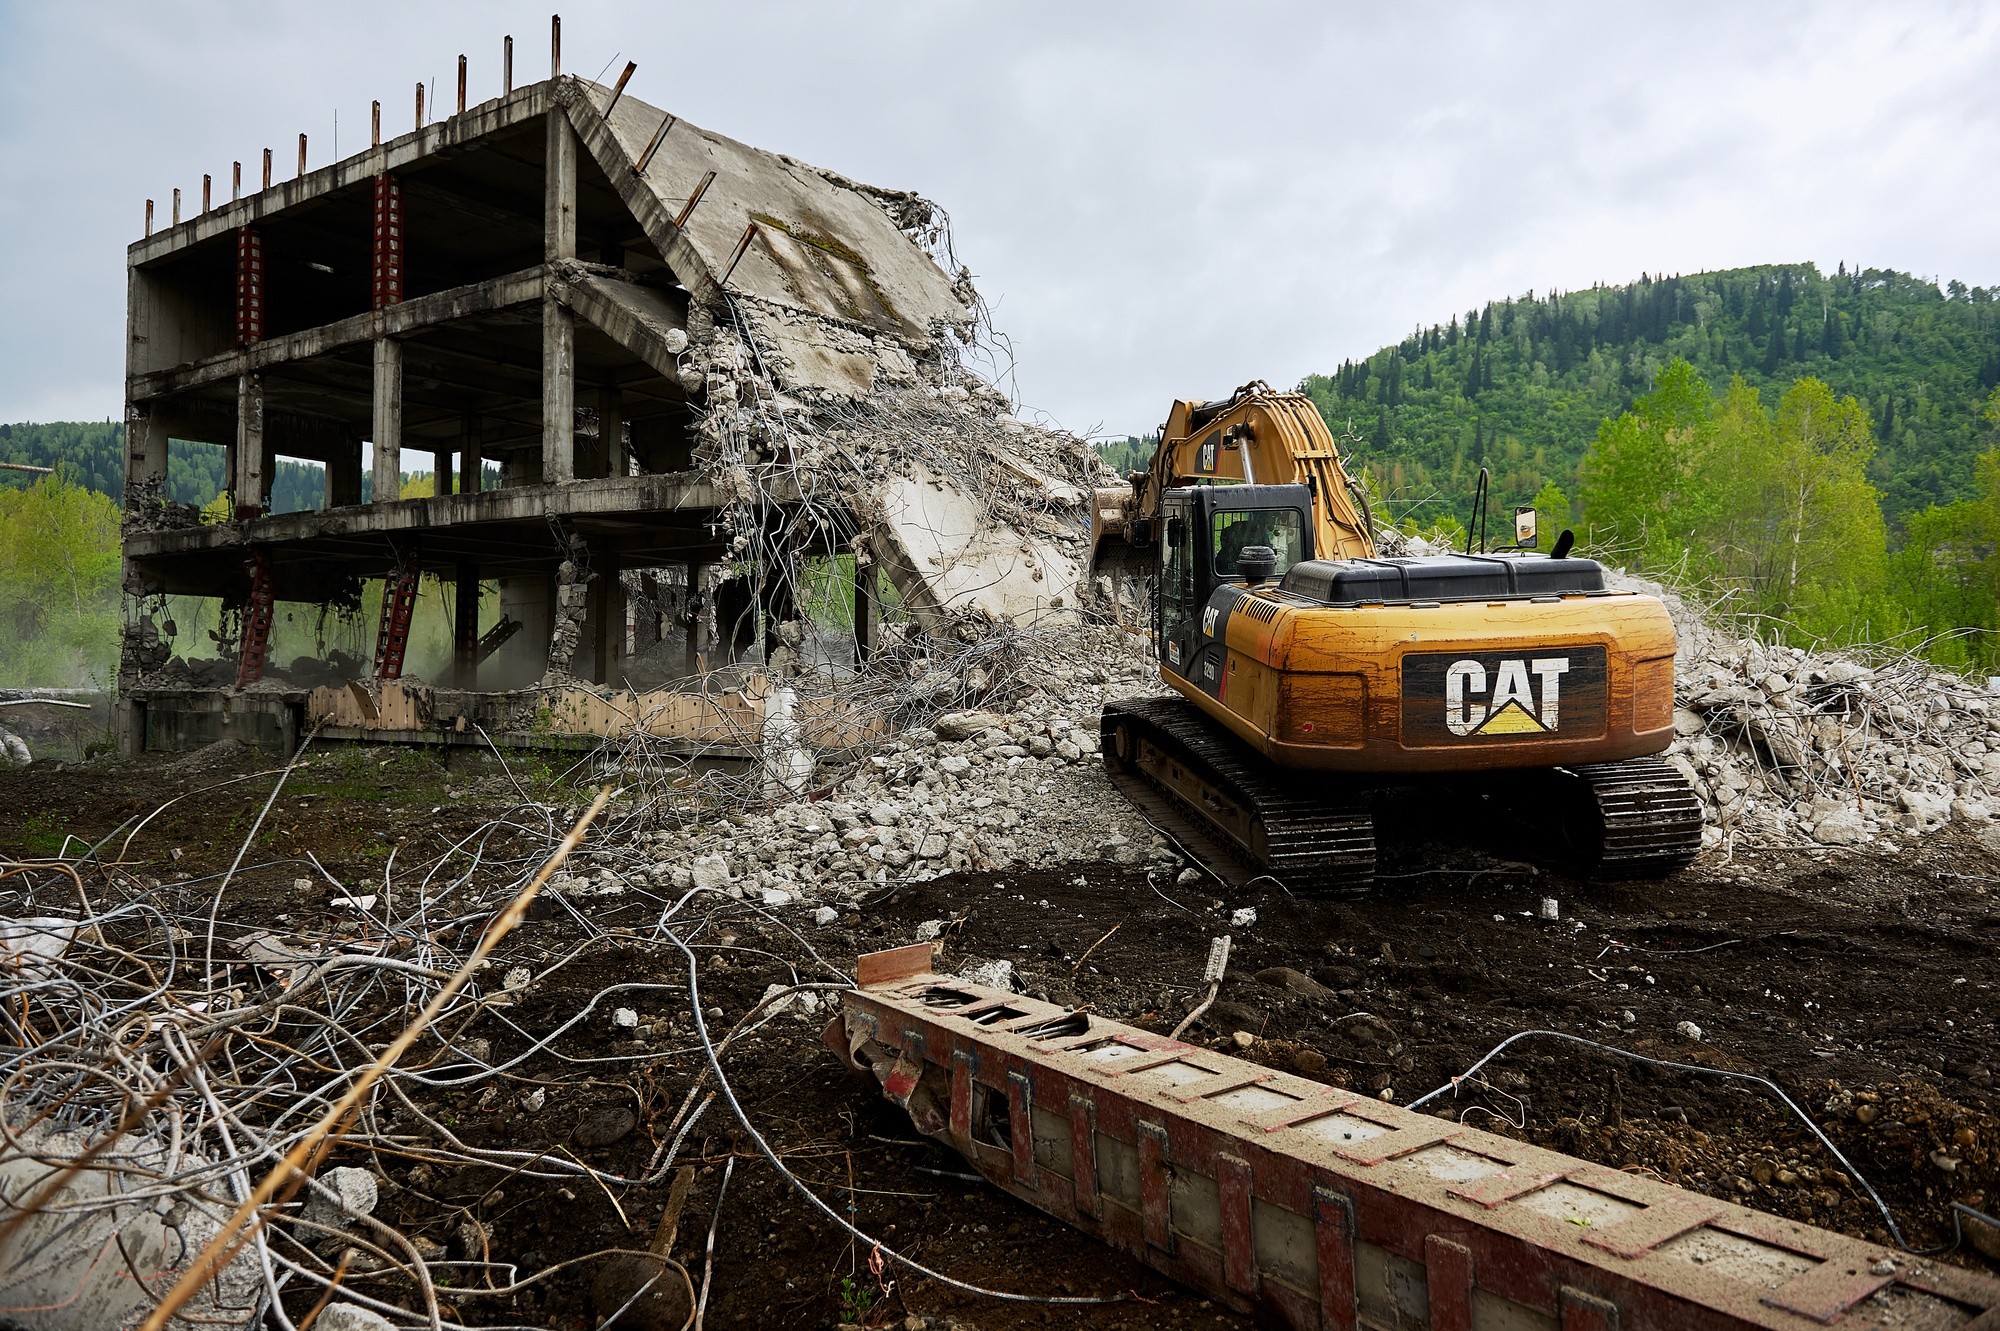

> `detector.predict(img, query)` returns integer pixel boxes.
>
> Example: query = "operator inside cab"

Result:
[1213,508,1305,578]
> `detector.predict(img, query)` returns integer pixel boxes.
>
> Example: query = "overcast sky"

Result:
[2,1,1995,438]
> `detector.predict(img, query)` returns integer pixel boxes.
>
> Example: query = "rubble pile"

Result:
[588,621,1184,910]
[1631,572,2000,852]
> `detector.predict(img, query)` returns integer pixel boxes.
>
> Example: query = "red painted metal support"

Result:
[235,548,275,686]
[372,173,403,310]
[372,539,422,680]
[234,226,264,346]
[832,945,2000,1331]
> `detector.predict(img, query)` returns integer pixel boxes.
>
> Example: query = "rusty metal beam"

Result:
[833,945,2000,1331]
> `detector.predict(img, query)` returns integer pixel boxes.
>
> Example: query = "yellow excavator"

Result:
[1094,381,1702,893]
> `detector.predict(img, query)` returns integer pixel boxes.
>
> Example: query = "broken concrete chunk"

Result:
[315,1307,398,1331]
[690,855,733,890]
[958,958,1017,990]
[0,917,81,978]
[1811,811,1866,845]
[934,710,1008,741]
[300,1166,379,1236]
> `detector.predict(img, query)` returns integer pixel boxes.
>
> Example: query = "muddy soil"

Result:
[1,744,1994,1330]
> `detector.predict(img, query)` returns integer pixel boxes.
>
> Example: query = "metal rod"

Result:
[371,100,381,147]
[674,170,715,228]
[551,14,561,78]
[297,133,306,177]
[719,222,759,287]
[0,462,55,475]
[504,35,513,94]
[145,199,153,236]
[202,174,211,213]
[457,55,467,113]
[262,148,272,190]
[636,114,677,176]
[231,161,241,201]
[604,60,636,116]
[415,81,425,130]
[172,188,180,226]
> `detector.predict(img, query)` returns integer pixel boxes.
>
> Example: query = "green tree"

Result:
[0,472,122,684]
[1528,479,1573,541]
[1577,359,1721,573]
[1739,377,1885,623]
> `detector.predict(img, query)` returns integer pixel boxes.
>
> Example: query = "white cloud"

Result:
[1,1,1995,433]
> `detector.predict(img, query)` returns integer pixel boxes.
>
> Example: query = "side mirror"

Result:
[1166,517,1186,546]
[1128,518,1152,547]
[1515,506,1538,548]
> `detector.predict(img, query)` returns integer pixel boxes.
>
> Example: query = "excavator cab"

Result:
[1157,483,1314,689]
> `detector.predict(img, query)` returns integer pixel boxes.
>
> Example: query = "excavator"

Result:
[1093,381,1702,894]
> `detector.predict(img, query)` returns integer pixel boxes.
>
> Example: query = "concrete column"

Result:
[235,374,267,518]
[124,402,171,499]
[458,415,482,494]
[587,551,622,684]
[854,556,881,665]
[454,562,480,688]
[542,109,577,483]
[371,338,402,501]
[685,561,710,676]
[329,434,365,507]
[545,110,577,262]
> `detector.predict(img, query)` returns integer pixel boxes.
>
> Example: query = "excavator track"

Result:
[1560,756,1705,877]
[1102,695,1376,896]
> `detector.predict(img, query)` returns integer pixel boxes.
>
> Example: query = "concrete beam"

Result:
[128,267,549,402]
[126,85,553,267]
[126,473,727,561]
[371,340,403,502]
[560,83,725,310]
[554,269,690,380]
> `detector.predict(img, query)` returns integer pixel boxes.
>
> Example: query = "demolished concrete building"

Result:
[118,56,1093,769]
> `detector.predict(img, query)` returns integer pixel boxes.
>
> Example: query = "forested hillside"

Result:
[0,421,327,512]
[1294,264,2000,527]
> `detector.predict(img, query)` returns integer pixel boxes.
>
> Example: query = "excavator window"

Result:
[1212,509,1305,577]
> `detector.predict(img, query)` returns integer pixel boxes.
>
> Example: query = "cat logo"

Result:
[1445,657,1571,736]
[1202,605,1219,637]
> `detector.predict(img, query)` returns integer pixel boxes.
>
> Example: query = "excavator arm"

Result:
[1095,381,1375,568]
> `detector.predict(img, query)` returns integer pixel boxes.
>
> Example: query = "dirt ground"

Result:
[1,742,1994,1330]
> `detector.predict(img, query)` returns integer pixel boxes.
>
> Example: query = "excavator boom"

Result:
[1092,383,1374,618]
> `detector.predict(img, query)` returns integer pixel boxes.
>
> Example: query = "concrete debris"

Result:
[1677,1020,1705,1041]
[298,1165,379,1242]
[0,1121,260,1330]
[957,958,1018,991]
[0,727,30,766]
[1615,569,2000,853]
[1231,907,1259,928]
[0,916,81,978]
[314,1306,399,1331]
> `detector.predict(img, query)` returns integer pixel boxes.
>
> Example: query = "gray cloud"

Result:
[2,1,1995,436]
